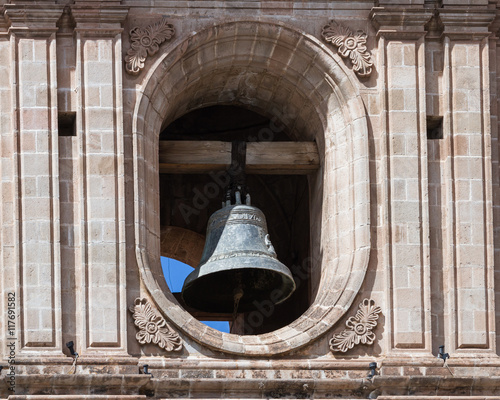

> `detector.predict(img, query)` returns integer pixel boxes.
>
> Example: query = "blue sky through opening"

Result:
[161,256,230,333]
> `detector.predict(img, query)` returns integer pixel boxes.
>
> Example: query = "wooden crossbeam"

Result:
[159,140,320,174]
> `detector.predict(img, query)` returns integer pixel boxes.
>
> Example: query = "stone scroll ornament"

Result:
[130,298,183,351]
[321,21,373,78]
[329,299,382,353]
[125,17,175,75]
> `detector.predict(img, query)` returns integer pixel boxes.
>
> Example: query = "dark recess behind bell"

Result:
[160,105,291,142]
[159,105,311,334]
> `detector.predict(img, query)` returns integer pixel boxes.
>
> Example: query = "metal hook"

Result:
[437,345,449,362]
[367,362,377,379]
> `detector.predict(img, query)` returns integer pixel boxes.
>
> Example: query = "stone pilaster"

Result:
[491,8,500,359]
[2,2,65,355]
[71,4,129,355]
[371,7,434,352]
[0,24,10,364]
[439,9,496,353]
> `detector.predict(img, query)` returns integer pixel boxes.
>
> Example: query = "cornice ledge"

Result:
[488,12,500,38]
[71,5,128,34]
[370,7,434,40]
[439,8,495,39]
[3,4,65,35]
[15,374,151,392]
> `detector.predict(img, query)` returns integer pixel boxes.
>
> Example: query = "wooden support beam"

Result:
[245,142,319,174]
[159,140,320,174]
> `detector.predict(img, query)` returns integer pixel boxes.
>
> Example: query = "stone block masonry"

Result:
[0,0,499,399]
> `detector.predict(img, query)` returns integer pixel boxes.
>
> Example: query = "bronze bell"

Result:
[181,191,296,314]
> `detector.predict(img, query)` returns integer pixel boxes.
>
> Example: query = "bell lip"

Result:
[181,258,297,313]
[182,256,295,290]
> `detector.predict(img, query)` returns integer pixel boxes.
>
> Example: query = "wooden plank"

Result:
[159,140,319,174]
[246,141,319,174]
[159,140,231,173]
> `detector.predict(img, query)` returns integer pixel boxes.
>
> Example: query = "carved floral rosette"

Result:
[125,17,175,75]
[321,20,373,78]
[330,298,382,353]
[129,298,183,351]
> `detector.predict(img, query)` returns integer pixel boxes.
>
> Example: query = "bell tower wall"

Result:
[0,0,499,398]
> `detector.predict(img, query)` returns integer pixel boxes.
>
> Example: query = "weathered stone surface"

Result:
[1,0,500,398]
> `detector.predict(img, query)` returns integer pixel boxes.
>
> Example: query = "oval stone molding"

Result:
[132,20,371,356]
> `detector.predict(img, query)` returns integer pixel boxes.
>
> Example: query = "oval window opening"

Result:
[135,22,371,354]
[159,105,312,335]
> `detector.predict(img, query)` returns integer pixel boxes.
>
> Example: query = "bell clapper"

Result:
[230,286,244,334]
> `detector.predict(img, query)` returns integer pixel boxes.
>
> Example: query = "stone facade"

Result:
[1,0,500,399]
